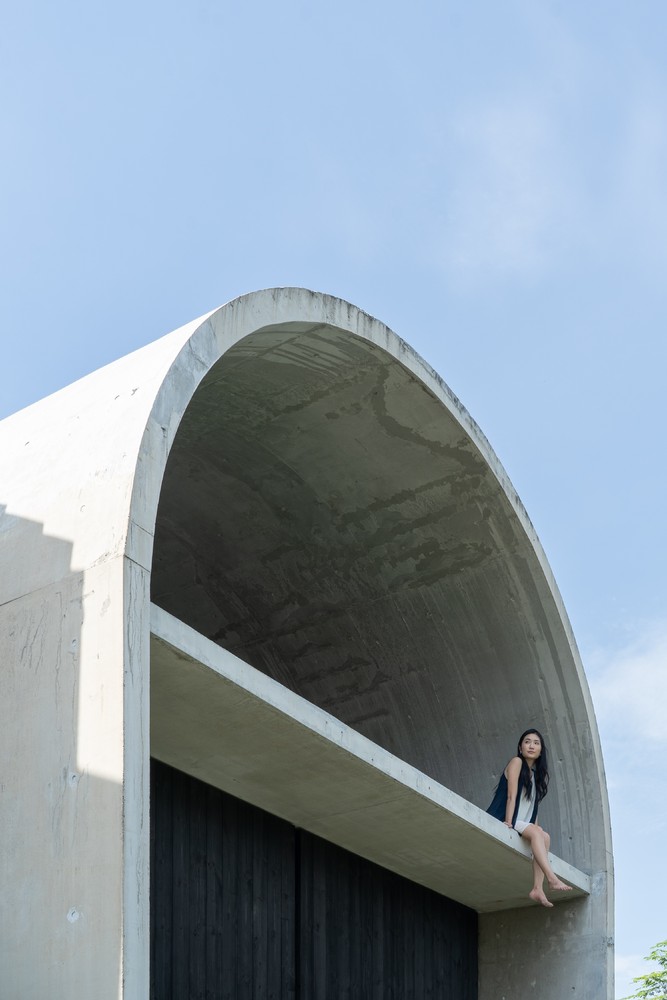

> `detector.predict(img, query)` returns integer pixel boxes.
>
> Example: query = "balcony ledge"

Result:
[150,604,590,914]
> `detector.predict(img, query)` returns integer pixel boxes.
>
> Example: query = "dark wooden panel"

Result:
[151,760,296,1000]
[151,760,477,1000]
[150,760,173,1000]
[204,782,224,999]
[297,831,477,1000]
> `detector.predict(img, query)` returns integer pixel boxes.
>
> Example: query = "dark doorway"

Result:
[151,760,477,999]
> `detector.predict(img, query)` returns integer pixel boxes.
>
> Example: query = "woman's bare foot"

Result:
[529,887,554,908]
[547,877,573,892]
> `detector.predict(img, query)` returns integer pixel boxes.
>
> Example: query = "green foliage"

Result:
[622,941,667,1000]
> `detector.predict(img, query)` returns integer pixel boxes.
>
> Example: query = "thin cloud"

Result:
[435,98,575,281]
[588,622,667,745]
[614,89,667,271]
[615,952,653,999]
[586,621,667,998]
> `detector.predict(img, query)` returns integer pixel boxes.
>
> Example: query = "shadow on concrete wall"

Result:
[0,506,122,998]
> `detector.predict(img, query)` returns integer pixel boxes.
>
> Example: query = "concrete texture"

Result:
[0,288,613,999]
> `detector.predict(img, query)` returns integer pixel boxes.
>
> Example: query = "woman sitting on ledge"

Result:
[487,728,573,907]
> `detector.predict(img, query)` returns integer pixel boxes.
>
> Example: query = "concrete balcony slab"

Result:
[150,604,589,913]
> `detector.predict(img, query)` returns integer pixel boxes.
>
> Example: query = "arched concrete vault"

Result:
[149,307,604,871]
[1,288,613,1000]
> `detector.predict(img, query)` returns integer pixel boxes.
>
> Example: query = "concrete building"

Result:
[0,288,613,998]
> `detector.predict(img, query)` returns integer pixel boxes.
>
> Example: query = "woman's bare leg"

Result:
[520,825,573,907]
[528,828,551,907]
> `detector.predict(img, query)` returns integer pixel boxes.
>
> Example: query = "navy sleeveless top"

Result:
[486,761,539,827]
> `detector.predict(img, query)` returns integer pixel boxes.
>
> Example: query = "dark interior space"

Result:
[150,759,478,1000]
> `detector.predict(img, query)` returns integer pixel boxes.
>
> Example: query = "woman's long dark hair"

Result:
[517,728,549,803]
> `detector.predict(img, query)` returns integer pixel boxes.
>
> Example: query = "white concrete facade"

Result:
[0,288,613,998]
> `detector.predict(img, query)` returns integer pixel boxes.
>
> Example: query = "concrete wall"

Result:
[0,329,190,997]
[0,288,613,998]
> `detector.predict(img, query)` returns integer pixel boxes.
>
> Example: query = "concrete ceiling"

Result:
[150,321,593,869]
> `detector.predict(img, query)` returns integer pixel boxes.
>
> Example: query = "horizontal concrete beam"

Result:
[150,605,589,913]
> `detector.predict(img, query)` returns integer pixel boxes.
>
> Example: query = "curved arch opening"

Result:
[151,320,588,866]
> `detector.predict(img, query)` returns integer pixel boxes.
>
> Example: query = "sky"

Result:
[2,2,666,995]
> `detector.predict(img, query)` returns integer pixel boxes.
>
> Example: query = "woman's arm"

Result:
[504,757,522,827]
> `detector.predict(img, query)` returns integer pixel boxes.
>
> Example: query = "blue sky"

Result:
[2,2,665,994]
